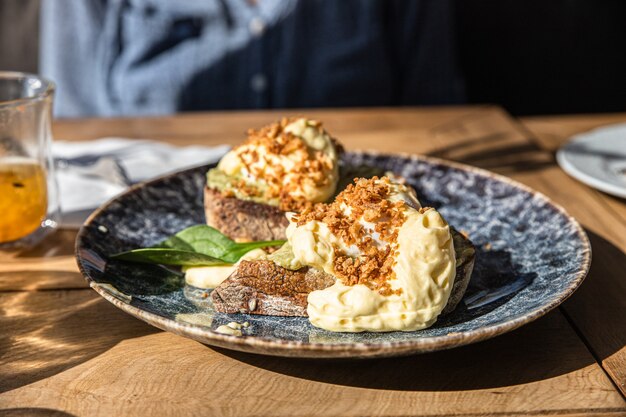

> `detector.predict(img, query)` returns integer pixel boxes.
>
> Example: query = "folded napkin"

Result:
[53,138,229,228]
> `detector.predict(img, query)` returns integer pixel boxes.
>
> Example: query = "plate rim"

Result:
[75,150,592,358]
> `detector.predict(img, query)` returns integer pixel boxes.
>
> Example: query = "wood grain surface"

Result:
[521,115,626,396]
[0,291,622,416]
[1,106,625,417]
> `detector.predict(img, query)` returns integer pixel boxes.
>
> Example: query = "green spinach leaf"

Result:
[110,248,225,266]
[110,224,285,267]
[158,225,235,258]
[220,239,286,263]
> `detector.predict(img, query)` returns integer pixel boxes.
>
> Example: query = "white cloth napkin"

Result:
[52,138,229,228]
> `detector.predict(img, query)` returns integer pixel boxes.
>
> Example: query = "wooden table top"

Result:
[1,106,625,417]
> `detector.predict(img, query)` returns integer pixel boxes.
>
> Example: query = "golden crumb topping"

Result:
[218,117,341,211]
[294,176,419,296]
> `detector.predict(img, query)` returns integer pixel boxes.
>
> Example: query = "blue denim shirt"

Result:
[41,0,464,117]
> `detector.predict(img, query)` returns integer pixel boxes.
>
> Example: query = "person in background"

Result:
[40,0,465,118]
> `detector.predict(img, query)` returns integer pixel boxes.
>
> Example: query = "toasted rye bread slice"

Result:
[212,228,475,317]
[211,260,336,316]
[204,186,288,242]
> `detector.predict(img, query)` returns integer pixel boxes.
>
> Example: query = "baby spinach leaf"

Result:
[159,224,235,258]
[155,235,194,251]
[110,224,286,267]
[110,248,225,266]
[219,239,287,263]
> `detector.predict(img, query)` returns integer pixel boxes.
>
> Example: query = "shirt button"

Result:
[250,73,267,92]
[249,17,266,37]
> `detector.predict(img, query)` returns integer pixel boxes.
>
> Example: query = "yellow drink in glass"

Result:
[0,157,48,243]
[0,72,57,252]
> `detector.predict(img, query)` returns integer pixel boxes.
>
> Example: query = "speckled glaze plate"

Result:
[75,151,591,358]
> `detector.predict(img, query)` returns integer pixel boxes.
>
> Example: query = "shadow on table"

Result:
[0,408,76,417]
[14,230,77,259]
[0,292,158,394]
[603,191,626,204]
[427,130,555,174]
[0,271,86,292]
[561,229,626,366]
[214,308,596,391]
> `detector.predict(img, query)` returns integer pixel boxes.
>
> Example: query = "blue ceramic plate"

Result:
[75,151,591,358]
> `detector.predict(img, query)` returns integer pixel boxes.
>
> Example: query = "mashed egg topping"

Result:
[286,177,456,332]
[213,117,341,211]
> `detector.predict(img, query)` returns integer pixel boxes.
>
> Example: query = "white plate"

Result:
[557,124,626,198]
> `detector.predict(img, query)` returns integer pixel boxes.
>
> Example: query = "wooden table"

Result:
[1,106,625,416]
